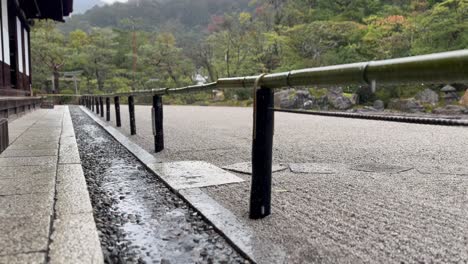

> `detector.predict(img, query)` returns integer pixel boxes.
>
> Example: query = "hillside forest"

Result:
[32,0,467,108]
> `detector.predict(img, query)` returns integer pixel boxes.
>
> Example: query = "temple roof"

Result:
[19,0,73,22]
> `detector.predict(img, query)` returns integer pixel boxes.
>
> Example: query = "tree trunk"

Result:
[87,78,91,93]
[53,69,60,94]
[167,66,179,87]
[95,59,104,91]
[97,77,104,91]
[225,49,230,77]
[204,60,216,82]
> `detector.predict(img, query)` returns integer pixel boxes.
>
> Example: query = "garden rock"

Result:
[388,98,424,113]
[274,90,294,109]
[415,88,439,105]
[373,100,385,111]
[303,99,315,110]
[350,94,359,105]
[316,96,329,110]
[363,106,378,112]
[274,89,311,109]
[459,89,468,106]
[433,105,468,115]
[212,90,225,101]
[295,90,311,109]
[326,90,352,110]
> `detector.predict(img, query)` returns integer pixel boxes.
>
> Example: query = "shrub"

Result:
[308,88,328,98]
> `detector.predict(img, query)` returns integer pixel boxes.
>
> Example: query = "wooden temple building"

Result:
[0,0,73,118]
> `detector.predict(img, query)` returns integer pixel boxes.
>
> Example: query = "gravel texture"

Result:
[70,106,248,264]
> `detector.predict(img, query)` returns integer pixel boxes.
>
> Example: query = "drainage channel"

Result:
[70,106,248,264]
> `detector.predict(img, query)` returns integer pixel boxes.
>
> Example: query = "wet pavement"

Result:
[70,106,248,264]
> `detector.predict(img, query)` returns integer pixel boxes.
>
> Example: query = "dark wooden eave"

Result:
[19,0,73,22]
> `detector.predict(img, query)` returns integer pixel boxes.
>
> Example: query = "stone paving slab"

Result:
[0,215,51,255]
[0,252,46,264]
[55,164,93,217]
[149,161,244,190]
[0,192,54,217]
[58,135,81,164]
[49,214,103,264]
[0,106,103,264]
[0,148,58,158]
[0,156,58,167]
[23,128,63,134]
[0,164,56,179]
[349,162,413,173]
[13,136,60,142]
[223,162,288,175]
[7,110,47,143]
[17,135,63,142]
[58,143,80,164]
[0,175,55,196]
[288,163,338,174]
[6,142,60,150]
[21,131,63,137]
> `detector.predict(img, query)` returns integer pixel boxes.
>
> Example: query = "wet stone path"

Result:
[70,107,248,264]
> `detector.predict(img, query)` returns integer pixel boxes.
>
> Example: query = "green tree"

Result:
[411,0,468,54]
[363,15,412,59]
[86,28,118,92]
[140,32,195,87]
[31,21,68,93]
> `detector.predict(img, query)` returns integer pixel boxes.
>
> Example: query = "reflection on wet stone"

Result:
[288,163,336,174]
[350,163,413,173]
[149,161,244,190]
[222,162,288,175]
[70,106,248,264]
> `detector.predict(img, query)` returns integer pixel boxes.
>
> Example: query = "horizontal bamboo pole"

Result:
[75,49,468,98]
[218,49,468,88]
[83,82,218,98]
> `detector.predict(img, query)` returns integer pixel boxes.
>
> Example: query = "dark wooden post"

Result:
[152,95,164,152]
[0,118,9,154]
[91,97,95,112]
[250,86,274,219]
[96,97,100,115]
[114,96,121,127]
[129,96,136,135]
[106,97,111,121]
[100,97,104,117]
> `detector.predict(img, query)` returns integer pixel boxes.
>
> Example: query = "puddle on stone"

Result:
[222,162,288,175]
[82,124,109,144]
[350,163,412,173]
[149,161,244,190]
[416,166,468,175]
[288,163,336,174]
